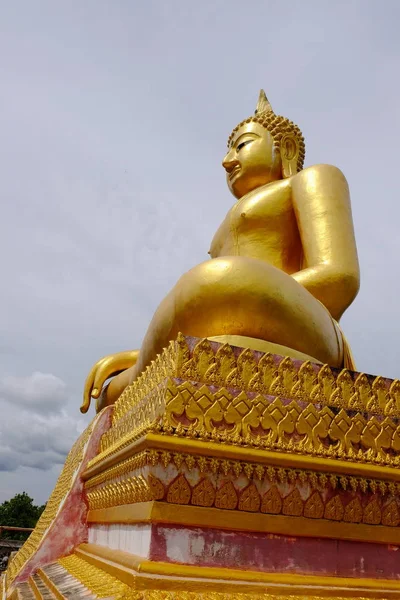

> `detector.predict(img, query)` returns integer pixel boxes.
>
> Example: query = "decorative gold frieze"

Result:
[84,450,149,489]
[93,375,400,474]
[85,447,400,501]
[85,456,400,530]
[86,475,154,509]
[111,336,400,429]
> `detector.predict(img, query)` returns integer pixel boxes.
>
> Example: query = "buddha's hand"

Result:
[80,350,139,413]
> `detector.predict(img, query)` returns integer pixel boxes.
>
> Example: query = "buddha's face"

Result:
[222,121,282,199]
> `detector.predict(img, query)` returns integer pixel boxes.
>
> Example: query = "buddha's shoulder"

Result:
[291,164,348,184]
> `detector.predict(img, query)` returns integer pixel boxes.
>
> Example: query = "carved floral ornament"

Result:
[86,473,400,527]
[85,449,400,529]
[88,335,400,474]
[94,375,400,471]
[85,449,400,498]
[111,336,400,425]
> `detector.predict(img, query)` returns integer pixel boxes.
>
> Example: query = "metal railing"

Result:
[0,526,33,535]
[0,527,34,570]
[0,527,33,548]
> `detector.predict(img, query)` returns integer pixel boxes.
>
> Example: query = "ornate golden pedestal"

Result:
[4,335,400,599]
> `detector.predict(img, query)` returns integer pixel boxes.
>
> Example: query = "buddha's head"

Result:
[222,91,305,199]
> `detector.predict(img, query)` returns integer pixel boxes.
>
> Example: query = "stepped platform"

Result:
[3,335,400,599]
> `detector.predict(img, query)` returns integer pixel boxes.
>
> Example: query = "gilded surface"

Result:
[85,448,400,530]
[6,418,95,589]
[82,90,360,413]
[57,553,373,600]
[111,335,400,428]
[79,335,400,542]
[91,338,400,471]
[59,554,131,598]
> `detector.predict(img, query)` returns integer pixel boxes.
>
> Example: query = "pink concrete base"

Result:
[149,523,400,581]
[11,407,112,587]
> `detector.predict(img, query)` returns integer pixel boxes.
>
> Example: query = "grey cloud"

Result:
[0,372,69,413]
[0,404,84,472]
[0,371,84,473]
[0,448,20,473]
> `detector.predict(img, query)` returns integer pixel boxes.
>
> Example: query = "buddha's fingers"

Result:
[81,357,108,414]
[80,351,140,414]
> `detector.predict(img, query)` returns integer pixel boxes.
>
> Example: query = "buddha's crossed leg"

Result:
[96,256,342,411]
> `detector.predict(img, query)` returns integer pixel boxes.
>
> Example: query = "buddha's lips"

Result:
[228,166,241,180]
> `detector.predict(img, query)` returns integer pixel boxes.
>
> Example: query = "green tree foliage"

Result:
[0,492,45,540]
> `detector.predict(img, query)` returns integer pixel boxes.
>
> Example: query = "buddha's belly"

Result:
[216,231,301,274]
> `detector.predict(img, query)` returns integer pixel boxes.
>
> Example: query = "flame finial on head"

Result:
[255,89,273,115]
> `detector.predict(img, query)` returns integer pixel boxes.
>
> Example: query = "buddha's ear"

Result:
[280,133,299,178]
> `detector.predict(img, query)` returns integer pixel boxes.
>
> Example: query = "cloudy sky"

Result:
[1,0,399,505]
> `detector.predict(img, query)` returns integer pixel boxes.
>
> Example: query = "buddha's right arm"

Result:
[291,164,360,321]
[80,350,139,413]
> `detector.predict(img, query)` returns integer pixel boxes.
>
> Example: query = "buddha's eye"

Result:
[237,139,252,152]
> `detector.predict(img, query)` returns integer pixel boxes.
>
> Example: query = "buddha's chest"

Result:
[210,182,302,272]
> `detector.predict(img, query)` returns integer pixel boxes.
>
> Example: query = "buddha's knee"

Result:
[173,258,273,336]
[175,257,248,304]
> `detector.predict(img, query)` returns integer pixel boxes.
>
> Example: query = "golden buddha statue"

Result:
[81,90,359,414]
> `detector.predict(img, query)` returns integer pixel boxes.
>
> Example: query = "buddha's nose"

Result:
[222,153,239,173]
